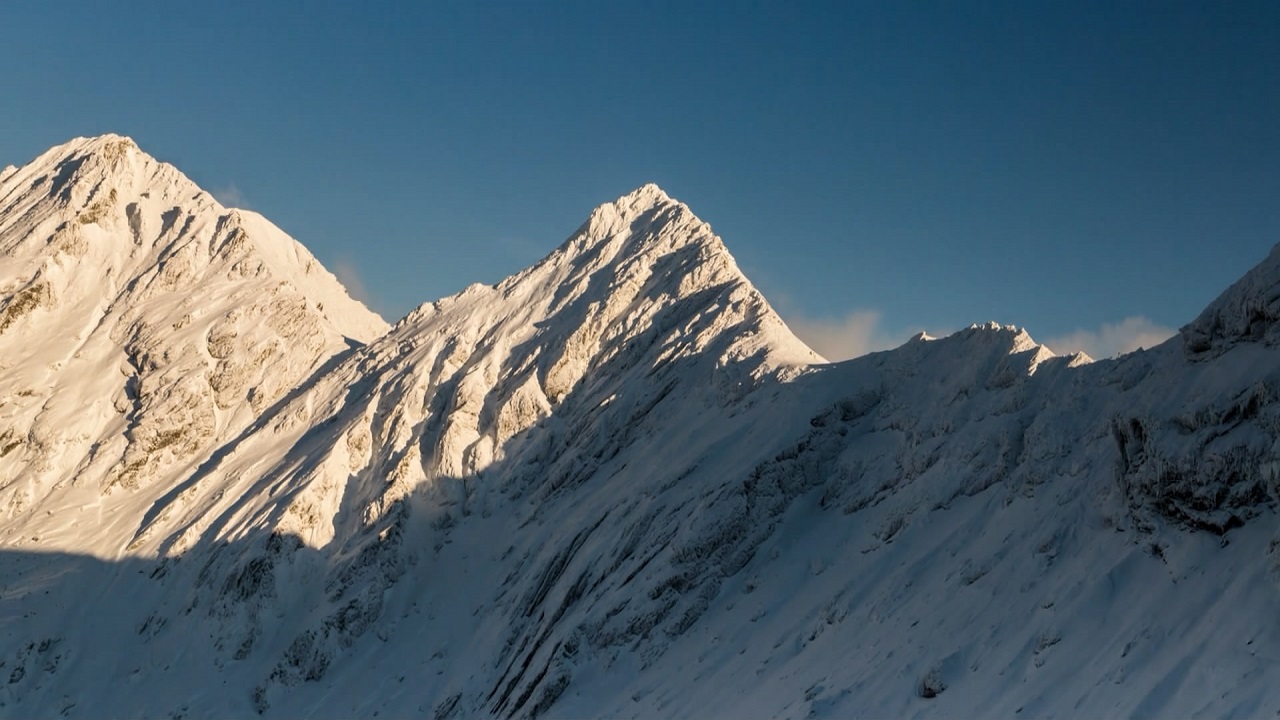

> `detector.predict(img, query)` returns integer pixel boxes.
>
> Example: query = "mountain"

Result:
[0,135,386,552]
[2,136,1280,718]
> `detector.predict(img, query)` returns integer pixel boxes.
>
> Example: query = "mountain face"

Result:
[2,137,1280,719]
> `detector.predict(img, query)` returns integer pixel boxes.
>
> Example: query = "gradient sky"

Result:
[3,1,1278,359]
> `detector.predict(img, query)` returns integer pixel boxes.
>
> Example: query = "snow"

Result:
[2,136,1280,718]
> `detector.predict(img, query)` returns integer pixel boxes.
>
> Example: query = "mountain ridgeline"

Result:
[2,136,1279,718]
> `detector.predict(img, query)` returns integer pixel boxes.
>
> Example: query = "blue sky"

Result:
[3,1,1278,359]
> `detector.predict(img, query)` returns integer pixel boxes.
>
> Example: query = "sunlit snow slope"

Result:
[0,135,386,551]
[3,136,1280,719]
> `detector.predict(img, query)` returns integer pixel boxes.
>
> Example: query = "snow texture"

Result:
[2,136,1280,719]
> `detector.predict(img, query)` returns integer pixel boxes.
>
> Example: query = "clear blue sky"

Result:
[3,1,1278,358]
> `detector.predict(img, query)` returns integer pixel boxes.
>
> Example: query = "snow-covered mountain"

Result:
[0,135,385,552]
[3,136,1280,718]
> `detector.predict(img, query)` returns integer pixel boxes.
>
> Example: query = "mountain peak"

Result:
[27,133,142,181]
[1,133,194,231]
[573,183,682,247]
[61,132,137,152]
[618,182,671,205]
[33,133,137,158]
[0,135,386,506]
[498,183,820,368]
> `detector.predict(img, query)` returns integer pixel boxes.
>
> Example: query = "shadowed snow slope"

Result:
[3,137,1280,719]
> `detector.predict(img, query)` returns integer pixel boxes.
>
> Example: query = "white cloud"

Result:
[331,257,372,307]
[211,183,249,209]
[785,310,917,361]
[1044,316,1176,359]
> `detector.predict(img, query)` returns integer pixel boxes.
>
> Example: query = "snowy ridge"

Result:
[126,177,820,548]
[1183,241,1280,358]
[3,136,1280,718]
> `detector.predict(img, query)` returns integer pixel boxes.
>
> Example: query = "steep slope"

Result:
[3,137,1280,719]
[566,319,1280,719]
[0,135,387,553]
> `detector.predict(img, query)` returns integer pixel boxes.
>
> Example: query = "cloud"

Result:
[1044,316,1176,359]
[785,310,915,361]
[211,183,249,209]
[496,235,543,262]
[785,308,1176,363]
[331,257,372,307]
